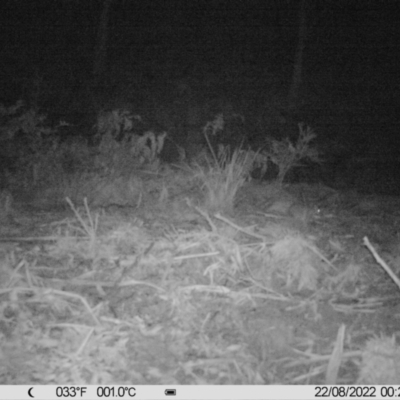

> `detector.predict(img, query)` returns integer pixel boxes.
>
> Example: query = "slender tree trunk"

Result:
[288,0,307,113]
[93,0,113,84]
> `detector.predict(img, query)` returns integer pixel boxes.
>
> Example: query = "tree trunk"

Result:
[288,0,307,113]
[93,0,113,84]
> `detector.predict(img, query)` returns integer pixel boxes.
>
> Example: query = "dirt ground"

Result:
[0,180,399,384]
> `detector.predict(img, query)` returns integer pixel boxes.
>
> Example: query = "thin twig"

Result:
[364,236,400,290]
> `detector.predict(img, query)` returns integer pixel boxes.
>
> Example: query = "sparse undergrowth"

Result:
[0,104,399,384]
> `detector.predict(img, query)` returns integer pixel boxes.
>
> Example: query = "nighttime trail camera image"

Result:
[0,0,399,386]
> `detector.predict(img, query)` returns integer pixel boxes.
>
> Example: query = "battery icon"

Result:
[165,389,176,396]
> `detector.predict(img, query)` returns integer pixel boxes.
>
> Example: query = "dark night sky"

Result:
[0,0,399,136]
[1,1,398,77]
